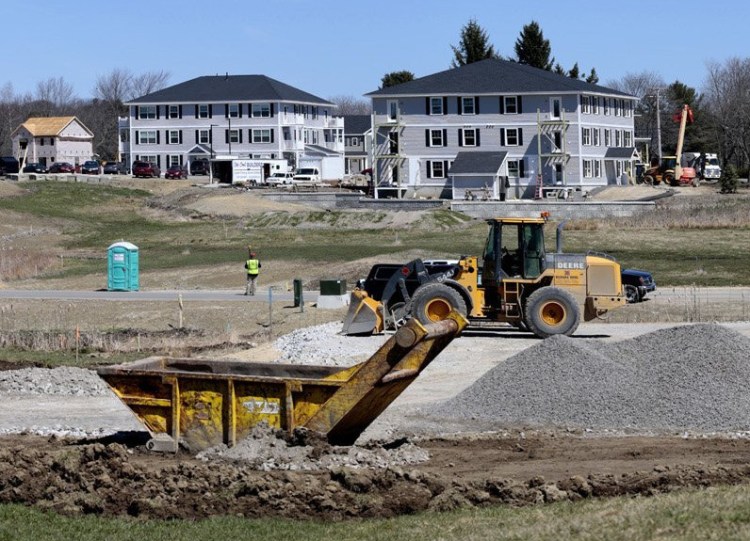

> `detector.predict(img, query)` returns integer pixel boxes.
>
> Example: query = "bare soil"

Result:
[2,432,750,520]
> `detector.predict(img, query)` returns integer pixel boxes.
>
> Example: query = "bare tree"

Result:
[35,76,77,115]
[94,68,133,104]
[327,95,371,115]
[130,70,170,99]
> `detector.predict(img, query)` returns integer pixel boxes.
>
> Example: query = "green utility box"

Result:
[320,279,346,296]
[107,241,139,291]
[293,279,303,307]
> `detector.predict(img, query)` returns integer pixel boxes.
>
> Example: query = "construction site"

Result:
[1,177,750,526]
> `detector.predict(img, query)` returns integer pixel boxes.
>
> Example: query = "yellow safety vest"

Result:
[246,259,259,275]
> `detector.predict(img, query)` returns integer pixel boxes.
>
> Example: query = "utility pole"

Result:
[655,90,663,162]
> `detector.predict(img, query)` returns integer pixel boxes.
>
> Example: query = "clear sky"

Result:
[6,0,748,101]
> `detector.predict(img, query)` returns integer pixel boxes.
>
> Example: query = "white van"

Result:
[293,167,321,183]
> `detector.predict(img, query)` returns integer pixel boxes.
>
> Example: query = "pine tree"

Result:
[451,19,498,68]
[568,63,580,79]
[585,68,599,84]
[514,21,553,70]
[380,71,415,89]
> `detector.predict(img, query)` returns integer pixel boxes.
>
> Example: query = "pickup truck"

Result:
[266,172,294,186]
[293,168,321,183]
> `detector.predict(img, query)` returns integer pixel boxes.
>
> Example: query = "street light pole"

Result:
[655,90,662,162]
[209,124,217,184]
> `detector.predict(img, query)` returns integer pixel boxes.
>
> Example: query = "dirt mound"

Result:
[438,323,750,432]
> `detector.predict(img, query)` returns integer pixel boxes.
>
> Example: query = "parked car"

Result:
[22,162,48,174]
[81,160,101,175]
[48,162,75,174]
[190,160,209,175]
[0,156,20,175]
[103,162,128,175]
[165,165,188,179]
[622,269,656,303]
[292,167,321,183]
[132,161,161,178]
[266,172,294,186]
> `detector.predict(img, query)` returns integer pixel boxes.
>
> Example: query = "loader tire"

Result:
[524,286,580,338]
[411,282,467,326]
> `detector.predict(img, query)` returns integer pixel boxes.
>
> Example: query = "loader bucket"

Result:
[97,311,468,451]
[341,290,383,335]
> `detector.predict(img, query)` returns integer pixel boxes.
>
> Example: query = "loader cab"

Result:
[482,219,546,289]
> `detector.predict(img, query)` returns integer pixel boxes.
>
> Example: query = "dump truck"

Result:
[342,215,627,339]
[98,312,466,452]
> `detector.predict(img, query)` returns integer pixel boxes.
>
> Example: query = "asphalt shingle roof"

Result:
[128,75,334,105]
[605,147,638,159]
[343,115,371,135]
[450,151,508,175]
[367,58,633,97]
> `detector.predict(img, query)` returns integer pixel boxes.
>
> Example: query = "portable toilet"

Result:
[107,241,139,291]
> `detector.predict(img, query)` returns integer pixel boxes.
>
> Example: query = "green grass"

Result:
[0,348,144,368]
[4,483,750,540]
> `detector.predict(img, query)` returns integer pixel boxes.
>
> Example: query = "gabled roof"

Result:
[127,75,334,106]
[344,115,371,135]
[449,151,508,176]
[605,147,639,159]
[367,58,633,98]
[15,116,92,137]
[186,144,212,155]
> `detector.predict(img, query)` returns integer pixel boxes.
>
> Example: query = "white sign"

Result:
[232,160,263,183]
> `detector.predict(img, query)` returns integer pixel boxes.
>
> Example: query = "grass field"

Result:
[3,482,750,540]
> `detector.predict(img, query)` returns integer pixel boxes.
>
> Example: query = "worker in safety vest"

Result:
[244,252,261,296]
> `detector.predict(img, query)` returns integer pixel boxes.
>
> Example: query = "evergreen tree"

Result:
[568,63,580,79]
[585,68,599,84]
[450,19,498,68]
[553,63,566,76]
[514,20,553,70]
[380,71,415,89]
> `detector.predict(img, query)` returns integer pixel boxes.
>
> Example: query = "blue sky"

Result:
[7,0,748,101]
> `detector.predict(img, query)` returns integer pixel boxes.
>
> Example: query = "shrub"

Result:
[720,164,739,194]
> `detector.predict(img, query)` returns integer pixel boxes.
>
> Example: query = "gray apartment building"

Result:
[367,59,638,199]
[121,75,344,182]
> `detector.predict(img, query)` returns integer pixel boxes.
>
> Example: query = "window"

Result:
[198,104,209,118]
[137,105,156,119]
[352,137,359,146]
[552,131,562,152]
[507,160,520,177]
[615,100,622,117]
[582,127,591,146]
[603,99,609,116]
[428,161,445,178]
[252,103,271,117]
[583,159,593,178]
[461,128,477,147]
[428,129,445,147]
[504,96,518,114]
[625,101,633,117]
[168,130,180,145]
[252,129,272,143]
[615,130,622,147]
[429,97,443,115]
[592,97,599,115]
[593,128,600,146]
[624,131,633,147]
[169,155,180,167]
[594,160,602,177]
[168,105,180,119]
[581,96,591,114]
[387,100,398,122]
[604,129,611,146]
[228,104,240,118]
[616,161,623,177]
[39,138,45,146]
[460,97,475,115]
[198,130,210,144]
[505,128,521,146]
[138,130,157,144]
[228,129,240,144]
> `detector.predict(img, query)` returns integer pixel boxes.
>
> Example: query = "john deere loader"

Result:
[342,215,627,339]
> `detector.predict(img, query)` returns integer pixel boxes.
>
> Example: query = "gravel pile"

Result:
[197,423,429,470]
[0,366,110,396]
[274,321,385,366]
[436,323,750,432]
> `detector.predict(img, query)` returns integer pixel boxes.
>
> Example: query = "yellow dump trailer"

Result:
[98,313,466,452]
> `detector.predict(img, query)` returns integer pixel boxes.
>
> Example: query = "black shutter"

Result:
[156,131,160,144]
[499,96,505,114]
[156,106,160,119]
[443,161,448,177]
[195,129,198,143]
[225,104,229,118]
[519,159,525,178]
[270,104,275,117]
[442,129,447,146]
[426,161,432,178]
[209,130,212,144]
[425,129,430,147]
[238,104,242,118]
[457,97,462,115]
[425,97,430,114]
[209,104,213,118]
[475,96,480,114]
[179,105,182,119]
[458,129,463,147]
[270,129,274,143]
[476,130,481,147]
[195,105,198,117]
[239,130,243,144]
[179,130,183,144]
[157,155,160,167]
[517,96,523,114]
[225,130,229,144]
[134,130,139,144]
[500,128,505,146]
[442,97,448,115]
[518,128,523,146]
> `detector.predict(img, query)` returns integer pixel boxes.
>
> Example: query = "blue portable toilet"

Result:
[107,241,139,291]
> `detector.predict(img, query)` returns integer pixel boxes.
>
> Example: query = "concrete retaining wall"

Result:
[450,200,656,219]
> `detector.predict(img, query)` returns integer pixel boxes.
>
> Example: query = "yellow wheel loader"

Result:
[342,215,627,339]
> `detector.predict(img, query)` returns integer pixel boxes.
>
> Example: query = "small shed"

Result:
[107,241,139,291]
[449,151,508,200]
